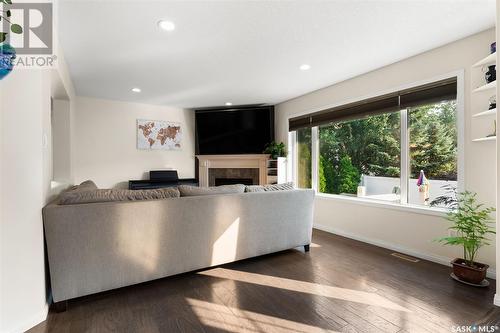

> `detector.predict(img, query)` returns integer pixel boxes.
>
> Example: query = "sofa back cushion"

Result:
[245,182,295,193]
[178,184,245,197]
[66,180,98,193]
[59,188,180,205]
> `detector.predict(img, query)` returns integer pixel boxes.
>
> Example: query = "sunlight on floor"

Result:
[199,268,410,312]
[186,298,339,333]
[310,242,321,248]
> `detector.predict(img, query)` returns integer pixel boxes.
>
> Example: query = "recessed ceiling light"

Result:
[300,64,311,71]
[158,20,175,32]
[131,87,141,93]
[225,102,233,106]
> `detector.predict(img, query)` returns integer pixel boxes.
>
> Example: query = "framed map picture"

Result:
[137,119,182,150]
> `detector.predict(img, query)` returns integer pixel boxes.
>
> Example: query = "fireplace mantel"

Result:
[196,154,269,187]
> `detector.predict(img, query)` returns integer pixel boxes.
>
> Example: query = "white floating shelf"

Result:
[473,108,497,118]
[472,52,496,68]
[472,136,496,142]
[473,80,497,93]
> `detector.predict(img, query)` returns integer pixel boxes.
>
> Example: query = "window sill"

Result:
[315,192,450,217]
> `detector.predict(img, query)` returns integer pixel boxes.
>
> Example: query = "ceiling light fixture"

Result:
[300,64,311,71]
[225,102,233,106]
[131,87,141,93]
[158,20,175,32]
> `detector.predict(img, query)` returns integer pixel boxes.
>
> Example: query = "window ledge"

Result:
[315,192,450,217]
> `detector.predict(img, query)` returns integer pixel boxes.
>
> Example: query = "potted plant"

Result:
[437,191,495,285]
[263,142,287,159]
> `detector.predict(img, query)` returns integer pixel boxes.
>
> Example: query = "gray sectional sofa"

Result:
[43,183,315,308]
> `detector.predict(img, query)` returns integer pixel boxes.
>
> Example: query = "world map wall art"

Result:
[137,119,182,150]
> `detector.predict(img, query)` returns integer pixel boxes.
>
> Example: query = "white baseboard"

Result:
[313,224,496,280]
[6,303,48,333]
[495,294,500,307]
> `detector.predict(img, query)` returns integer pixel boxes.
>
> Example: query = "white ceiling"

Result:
[59,0,495,108]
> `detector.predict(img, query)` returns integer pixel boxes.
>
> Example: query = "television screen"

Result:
[195,106,274,155]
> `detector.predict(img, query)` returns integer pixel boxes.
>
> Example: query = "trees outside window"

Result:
[409,101,457,180]
[296,128,312,188]
[319,112,400,200]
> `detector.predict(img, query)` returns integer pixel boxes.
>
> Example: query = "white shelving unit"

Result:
[473,108,497,118]
[471,49,496,143]
[266,157,287,184]
[473,80,497,93]
[472,136,496,142]
[472,52,496,68]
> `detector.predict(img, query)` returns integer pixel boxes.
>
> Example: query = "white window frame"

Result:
[287,71,465,216]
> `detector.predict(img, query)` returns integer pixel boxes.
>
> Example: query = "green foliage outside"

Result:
[315,101,457,195]
[297,129,312,188]
[409,101,457,180]
[318,111,400,194]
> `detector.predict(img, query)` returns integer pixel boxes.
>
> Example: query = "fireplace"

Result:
[196,154,269,187]
[209,168,259,186]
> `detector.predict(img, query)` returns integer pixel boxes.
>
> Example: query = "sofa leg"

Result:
[304,244,310,252]
[52,300,68,313]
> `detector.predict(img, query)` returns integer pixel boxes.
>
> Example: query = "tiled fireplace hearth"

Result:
[196,154,269,187]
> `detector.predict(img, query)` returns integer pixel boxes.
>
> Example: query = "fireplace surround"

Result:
[196,154,269,187]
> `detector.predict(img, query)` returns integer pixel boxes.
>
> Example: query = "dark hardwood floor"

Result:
[29,229,498,333]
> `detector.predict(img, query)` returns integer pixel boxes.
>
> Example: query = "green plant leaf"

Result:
[0,32,6,43]
[10,24,22,34]
[3,0,13,4]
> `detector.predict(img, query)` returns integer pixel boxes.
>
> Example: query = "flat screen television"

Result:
[195,105,274,155]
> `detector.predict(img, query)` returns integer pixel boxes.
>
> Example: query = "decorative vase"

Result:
[489,95,496,110]
[0,43,16,80]
[485,65,496,83]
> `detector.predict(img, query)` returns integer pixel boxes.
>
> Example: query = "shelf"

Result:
[473,80,496,93]
[472,136,496,142]
[473,108,497,118]
[472,52,496,68]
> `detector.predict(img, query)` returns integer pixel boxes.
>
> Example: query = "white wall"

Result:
[0,29,76,333]
[0,70,51,333]
[74,97,195,189]
[52,99,72,183]
[276,29,497,273]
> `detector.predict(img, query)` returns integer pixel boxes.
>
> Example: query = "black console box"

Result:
[129,170,198,190]
[150,170,179,182]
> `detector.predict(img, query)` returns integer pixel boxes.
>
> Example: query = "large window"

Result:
[291,78,459,209]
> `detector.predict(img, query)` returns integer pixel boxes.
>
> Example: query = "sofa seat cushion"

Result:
[178,184,245,197]
[59,188,180,205]
[245,182,295,192]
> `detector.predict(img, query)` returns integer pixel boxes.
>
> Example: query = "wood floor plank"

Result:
[27,229,496,333]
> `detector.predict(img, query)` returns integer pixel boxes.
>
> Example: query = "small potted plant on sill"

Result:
[437,191,495,286]
[263,141,287,159]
